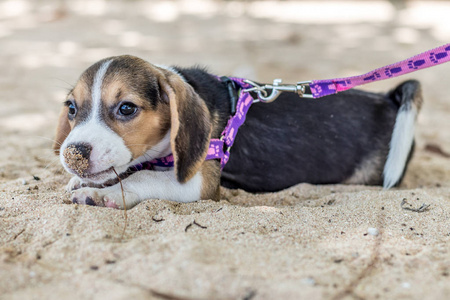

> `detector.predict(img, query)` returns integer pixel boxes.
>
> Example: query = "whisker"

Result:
[51,77,75,90]
[119,128,144,137]
[31,151,58,162]
[112,167,128,240]
[43,157,64,172]
[25,135,61,146]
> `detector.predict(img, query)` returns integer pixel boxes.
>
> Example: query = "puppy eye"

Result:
[118,102,138,116]
[65,101,77,118]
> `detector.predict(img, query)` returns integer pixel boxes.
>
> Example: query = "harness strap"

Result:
[205,77,255,169]
[92,156,174,188]
[310,43,450,98]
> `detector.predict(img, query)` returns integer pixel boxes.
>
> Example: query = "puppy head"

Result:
[54,55,211,184]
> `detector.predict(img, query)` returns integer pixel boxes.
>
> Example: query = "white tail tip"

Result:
[383,107,417,188]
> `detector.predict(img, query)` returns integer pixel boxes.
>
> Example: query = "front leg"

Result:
[66,176,83,192]
[70,169,207,209]
[71,187,110,206]
[107,170,204,208]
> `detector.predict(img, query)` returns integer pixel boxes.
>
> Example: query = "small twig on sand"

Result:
[152,216,165,222]
[401,198,431,213]
[185,220,208,232]
[193,220,207,229]
[112,168,127,239]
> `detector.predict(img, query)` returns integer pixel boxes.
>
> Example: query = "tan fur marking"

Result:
[344,151,384,185]
[110,109,166,158]
[71,78,91,113]
[53,106,71,154]
[200,160,221,201]
[53,81,91,154]
[413,85,423,111]
[101,80,128,107]
[98,69,170,159]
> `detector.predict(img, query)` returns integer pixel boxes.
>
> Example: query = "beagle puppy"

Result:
[54,55,422,209]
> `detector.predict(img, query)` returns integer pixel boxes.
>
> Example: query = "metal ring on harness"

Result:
[243,79,312,103]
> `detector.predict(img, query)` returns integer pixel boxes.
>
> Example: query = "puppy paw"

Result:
[71,187,106,207]
[66,176,83,192]
[104,191,140,210]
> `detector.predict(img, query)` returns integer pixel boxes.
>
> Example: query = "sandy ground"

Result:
[1,1,449,299]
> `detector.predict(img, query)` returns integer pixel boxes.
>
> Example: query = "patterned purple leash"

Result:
[310,43,450,98]
[145,43,450,170]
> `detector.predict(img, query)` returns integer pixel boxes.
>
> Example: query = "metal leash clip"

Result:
[243,79,313,103]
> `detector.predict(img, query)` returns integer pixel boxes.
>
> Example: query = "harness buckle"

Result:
[243,79,313,103]
[220,76,239,115]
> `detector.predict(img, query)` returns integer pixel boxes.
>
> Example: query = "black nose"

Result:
[69,143,92,160]
[63,143,92,175]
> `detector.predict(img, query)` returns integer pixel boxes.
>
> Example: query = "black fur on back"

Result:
[172,66,414,193]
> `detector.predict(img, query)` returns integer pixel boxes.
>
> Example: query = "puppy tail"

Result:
[383,80,423,189]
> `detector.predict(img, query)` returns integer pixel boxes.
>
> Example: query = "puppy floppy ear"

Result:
[160,74,212,183]
[53,106,71,155]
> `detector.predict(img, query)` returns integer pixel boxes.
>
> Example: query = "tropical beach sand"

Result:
[1,1,449,299]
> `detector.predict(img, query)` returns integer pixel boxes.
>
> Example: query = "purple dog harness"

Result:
[205,78,255,169]
[133,43,450,171]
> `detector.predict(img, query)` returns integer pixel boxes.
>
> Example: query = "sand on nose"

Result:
[63,145,90,175]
